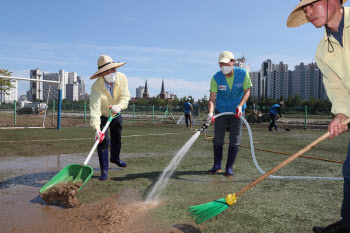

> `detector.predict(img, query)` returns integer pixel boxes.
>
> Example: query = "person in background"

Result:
[268,101,284,131]
[184,98,193,128]
[207,51,252,177]
[287,0,350,232]
[89,55,130,181]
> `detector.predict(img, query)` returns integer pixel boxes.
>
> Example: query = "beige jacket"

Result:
[315,7,350,117]
[89,72,130,130]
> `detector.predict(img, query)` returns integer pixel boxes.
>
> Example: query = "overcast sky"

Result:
[1,0,341,100]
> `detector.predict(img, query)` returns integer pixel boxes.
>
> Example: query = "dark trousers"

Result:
[184,113,191,127]
[341,139,350,228]
[269,113,277,130]
[212,111,243,147]
[97,114,123,161]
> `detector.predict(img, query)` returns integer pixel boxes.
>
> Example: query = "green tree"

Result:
[0,69,14,95]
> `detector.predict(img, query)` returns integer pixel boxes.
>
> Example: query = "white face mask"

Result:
[220,66,232,75]
[104,72,116,83]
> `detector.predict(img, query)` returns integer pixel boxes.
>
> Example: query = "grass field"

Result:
[0,122,349,232]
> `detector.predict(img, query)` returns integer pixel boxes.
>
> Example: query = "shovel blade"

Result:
[39,164,93,194]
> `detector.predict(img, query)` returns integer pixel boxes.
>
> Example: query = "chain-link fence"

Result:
[0,101,202,128]
[0,101,333,128]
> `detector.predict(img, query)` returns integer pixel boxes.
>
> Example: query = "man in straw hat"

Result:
[89,55,130,181]
[207,51,252,177]
[287,0,350,232]
[184,97,193,128]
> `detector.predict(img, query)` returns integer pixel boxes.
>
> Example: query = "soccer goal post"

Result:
[0,76,62,129]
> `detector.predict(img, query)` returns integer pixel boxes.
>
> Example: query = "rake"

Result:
[189,117,350,224]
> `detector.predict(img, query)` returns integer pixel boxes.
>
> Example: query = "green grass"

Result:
[0,124,348,232]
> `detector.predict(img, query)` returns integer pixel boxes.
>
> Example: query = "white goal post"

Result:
[0,76,63,129]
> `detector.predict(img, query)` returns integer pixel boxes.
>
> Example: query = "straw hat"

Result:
[90,55,126,79]
[287,0,347,27]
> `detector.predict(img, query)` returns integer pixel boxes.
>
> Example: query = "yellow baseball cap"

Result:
[218,51,234,63]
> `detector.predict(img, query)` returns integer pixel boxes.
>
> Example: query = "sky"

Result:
[1,0,346,101]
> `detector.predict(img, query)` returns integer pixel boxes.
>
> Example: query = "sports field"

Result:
[0,121,348,232]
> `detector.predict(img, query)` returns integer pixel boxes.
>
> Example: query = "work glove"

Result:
[207,113,215,124]
[95,130,105,143]
[111,105,121,114]
[234,106,242,119]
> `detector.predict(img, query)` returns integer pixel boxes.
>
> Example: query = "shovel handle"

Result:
[235,117,350,198]
[83,108,121,166]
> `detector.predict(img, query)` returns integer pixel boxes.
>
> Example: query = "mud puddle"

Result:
[0,155,201,233]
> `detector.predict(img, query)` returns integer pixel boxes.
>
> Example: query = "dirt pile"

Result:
[40,183,82,208]
[30,194,179,233]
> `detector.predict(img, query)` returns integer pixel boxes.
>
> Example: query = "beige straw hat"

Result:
[90,55,126,79]
[287,0,347,27]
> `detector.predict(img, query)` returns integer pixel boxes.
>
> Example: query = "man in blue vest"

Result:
[207,51,252,177]
[268,101,284,131]
[184,98,193,128]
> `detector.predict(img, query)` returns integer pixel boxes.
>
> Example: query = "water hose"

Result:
[208,112,343,181]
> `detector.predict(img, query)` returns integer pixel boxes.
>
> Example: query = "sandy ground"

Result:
[0,154,201,233]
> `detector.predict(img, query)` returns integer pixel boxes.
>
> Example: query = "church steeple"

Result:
[160,79,166,99]
[143,79,149,98]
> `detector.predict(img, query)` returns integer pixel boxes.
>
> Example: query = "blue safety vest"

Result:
[214,67,247,113]
[184,102,191,113]
[269,104,280,115]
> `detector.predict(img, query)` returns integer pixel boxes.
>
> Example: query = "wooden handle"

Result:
[236,117,350,197]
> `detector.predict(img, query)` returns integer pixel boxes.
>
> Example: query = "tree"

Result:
[0,69,14,95]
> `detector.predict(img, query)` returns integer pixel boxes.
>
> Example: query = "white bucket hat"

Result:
[90,55,126,79]
[287,0,347,27]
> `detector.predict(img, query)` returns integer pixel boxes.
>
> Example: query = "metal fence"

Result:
[0,101,201,128]
[0,101,332,128]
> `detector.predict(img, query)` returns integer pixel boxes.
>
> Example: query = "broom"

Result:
[189,118,350,224]
[282,118,291,131]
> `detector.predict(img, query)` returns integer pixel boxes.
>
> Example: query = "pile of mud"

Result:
[29,194,198,233]
[40,183,82,208]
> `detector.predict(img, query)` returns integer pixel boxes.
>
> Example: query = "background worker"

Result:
[207,51,252,177]
[184,98,193,128]
[287,0,350,232]
[269,101,284,131]
[89,55,130,181]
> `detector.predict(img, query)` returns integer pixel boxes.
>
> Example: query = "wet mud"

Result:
[40,182,82,208]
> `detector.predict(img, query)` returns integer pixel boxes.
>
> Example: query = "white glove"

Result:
[234,106,242,119]
[207,113,214,124]
[111,105,121,114]
[95,130,105,143]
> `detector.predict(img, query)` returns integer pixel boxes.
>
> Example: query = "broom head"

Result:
[188,193,237,224]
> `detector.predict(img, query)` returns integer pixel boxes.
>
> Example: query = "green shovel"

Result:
[39,108,120,194]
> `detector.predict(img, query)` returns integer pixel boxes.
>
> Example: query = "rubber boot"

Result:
[274,124,279,131]
[208,145,223,174]
[225,146,239,177]
[98,148,109,180]
[110,143,127,167]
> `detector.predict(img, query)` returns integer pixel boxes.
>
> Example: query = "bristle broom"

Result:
[188,198,230,224]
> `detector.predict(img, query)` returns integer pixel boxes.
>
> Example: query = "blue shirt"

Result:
[184,102,192,113]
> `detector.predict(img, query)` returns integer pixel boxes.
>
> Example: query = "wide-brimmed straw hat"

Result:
[90,55,126,79]
[287,0,347,27]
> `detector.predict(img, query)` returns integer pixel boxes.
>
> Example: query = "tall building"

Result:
[32,69,84,101]
[136,86,145,99]
[235,56,252,72]
[28,68,43,101]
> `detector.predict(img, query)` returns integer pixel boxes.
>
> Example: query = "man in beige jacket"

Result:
[89,55,130,180]
[287,0,349,232]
